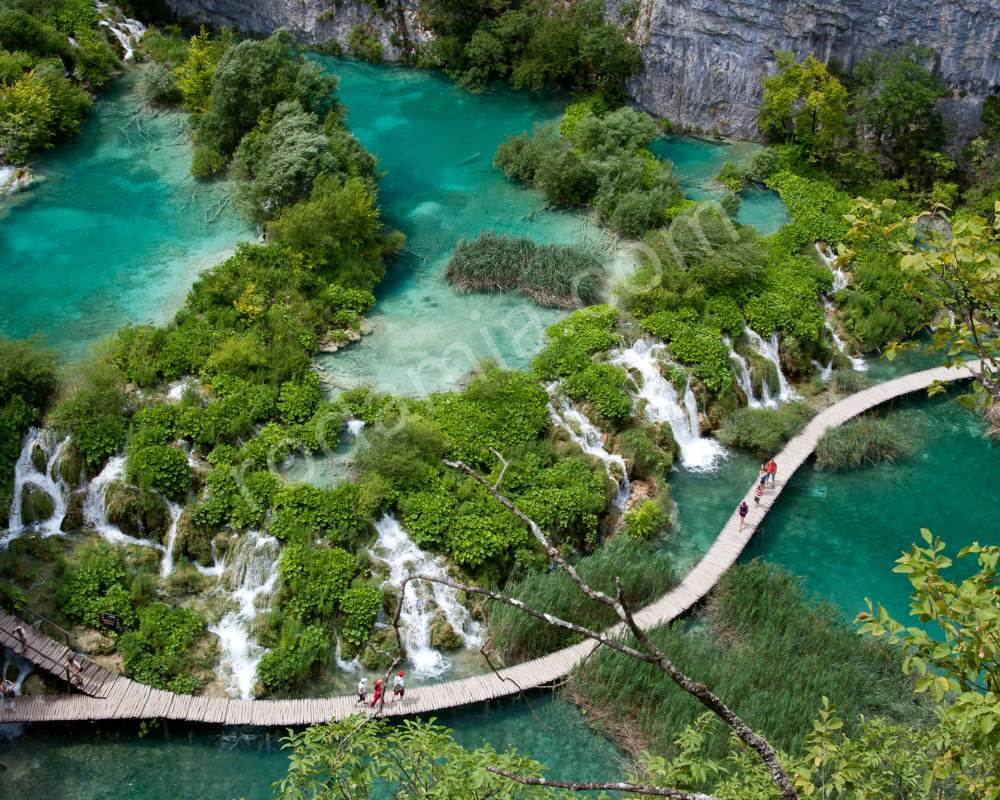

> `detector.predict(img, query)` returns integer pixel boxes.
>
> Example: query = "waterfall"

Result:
[743,327,798,403]
[812,359,834,382]
[547,390,630,509]
[611,340,726,472]
[823,300,867,372]
[209,530,281,699]
[81,456,163,550]
[96,2,146,62]
[369,514,480,678]
[158,501,184,577]
[3,429,71,546]
[346,419,366,437]
[815,241,848,292]
[0,649,32,739]
[724,336,772,408]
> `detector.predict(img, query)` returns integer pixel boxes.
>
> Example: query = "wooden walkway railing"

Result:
[0,361,981,726]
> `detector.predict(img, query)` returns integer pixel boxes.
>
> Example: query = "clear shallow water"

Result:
[0,695,625,799]
[0,70,252,360]
[650,136,789,234]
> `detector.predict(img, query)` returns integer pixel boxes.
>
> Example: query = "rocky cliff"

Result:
[165,0,1000,139]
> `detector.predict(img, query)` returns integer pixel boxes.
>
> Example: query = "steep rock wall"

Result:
[165,0,999,139]
[620,0,1000,138]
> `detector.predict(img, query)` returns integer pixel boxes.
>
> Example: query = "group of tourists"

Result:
[356,671,406,708]
[737,457,777,529]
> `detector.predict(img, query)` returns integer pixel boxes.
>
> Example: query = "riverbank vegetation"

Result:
[815,412,912,470]
[0,0,125,163]
[445,233,605,308]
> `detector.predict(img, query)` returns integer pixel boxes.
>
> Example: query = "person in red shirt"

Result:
[370,677,384,708]
[766,458,777,485]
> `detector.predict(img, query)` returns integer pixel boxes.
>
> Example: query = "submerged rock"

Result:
[20,483,55,524]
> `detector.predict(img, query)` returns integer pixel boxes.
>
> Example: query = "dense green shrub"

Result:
[48,360,127,469]
[572,563,921,758]
[339,585,383,651]
[119,601,206,693]
[347,23,382,63]
[256,621,329,695]
[717,401,814,457]
[488,538,676,662]
[277,541,357,622]
[532,305,619,379]
[613,426,673,479]
[269,483,372,545]
[57,541,137,630]
[624,497,669,539]
[562,363,631,427]
[815,414,912,470]
[126,444,192,501]
[420,0,641,102]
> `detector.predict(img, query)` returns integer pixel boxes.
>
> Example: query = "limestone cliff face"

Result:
[617,0,1000,139]
[166,0,429,61]
[166,0,999,139]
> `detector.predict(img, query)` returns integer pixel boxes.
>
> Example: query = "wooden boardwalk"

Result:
[0,361,981,726]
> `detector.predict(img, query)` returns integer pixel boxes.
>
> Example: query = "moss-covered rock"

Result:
[30,444,47,475]
[430,613,464,651]
[175,507,214,565]
[359,626,400,672]
[105,481,171,542]
[60,490,87,532]
[56,445,87,487]
[20,483,55,524]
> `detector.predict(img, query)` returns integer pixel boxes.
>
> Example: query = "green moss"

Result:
[562,363,632,427]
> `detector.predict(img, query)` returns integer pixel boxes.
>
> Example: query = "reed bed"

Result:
[815,414,911,470]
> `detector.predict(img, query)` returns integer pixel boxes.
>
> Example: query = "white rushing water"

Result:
[96,2,146,62]
[81,456,164,551]
[209,530,281,699]
[0,650,32,740]
[822,300,867,372]
[3,429,71,547]
[724,336,773,408]
[815,241,849,292]
[158,501,184,577]
[369,514,480,678]
[742,327,798,403]
[547,390,630,509]
[611,339,726,472]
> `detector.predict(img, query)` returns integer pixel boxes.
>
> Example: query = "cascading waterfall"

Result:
[743,327,798,403]
[611,340,726,472]
[96,2,146,62]
[823,300,867,372]
[158,501,184,577]
[815,241,848,292]
[369,514,480,678]
[81,456,163,551]
[0,649,32,740]
[723,336,771,408]
[209,530,281,699]
[547,390,630,509]
[3,429,72,546]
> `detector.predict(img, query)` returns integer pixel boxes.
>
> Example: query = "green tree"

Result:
[759,52,849,162]
[852,46,948,179]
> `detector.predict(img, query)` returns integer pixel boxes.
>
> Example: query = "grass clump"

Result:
[569,562,924,759]
[487,538,676,663]
[445,232,605,309]
[717,401,814,457]
[815,413,911,470]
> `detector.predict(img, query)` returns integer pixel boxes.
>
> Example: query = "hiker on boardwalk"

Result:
[67,655,84,689]
[766,457,778,485]
[370,677,384,708]
[1,678,15,708]
[758,464,769,489]
[754,481,765,505]
[738,500,749,529]
[356,677,368,705]
[392,671,405,703]
[12,625,27,656]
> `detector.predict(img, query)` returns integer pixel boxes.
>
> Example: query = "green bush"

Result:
[126,444,192,501]
[119,601,205,692]
[488,537,676,662]
[532,305,619,379]
[347,23,383,63]
[137,61,180,106]
[624,497,669,539]
[269,483,371,545]
[57,542,138,630]
[49,359,127,470]
[562,363,632,427]
[613,426,673,479]
[815,414,911,470]
[340,585,382,651]
[277,541,357,622]
[717,402,814,457]
[256,621,328,694]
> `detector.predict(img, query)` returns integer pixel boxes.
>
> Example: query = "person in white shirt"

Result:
[356,677,368,704]
[392,671,405,702]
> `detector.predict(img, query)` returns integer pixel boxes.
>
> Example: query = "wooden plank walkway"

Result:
[0,361,981,726]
